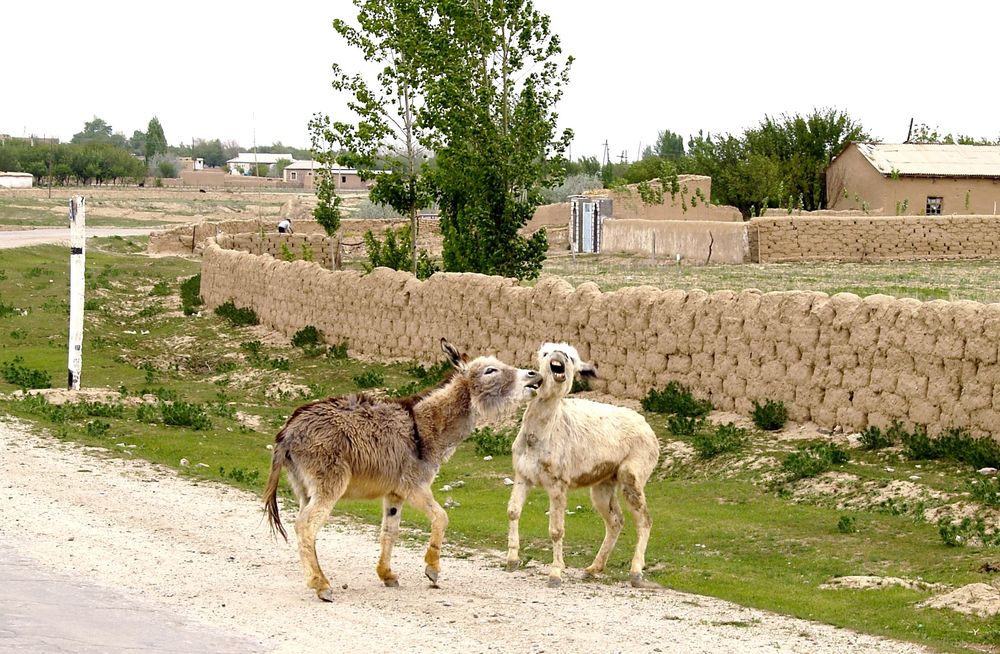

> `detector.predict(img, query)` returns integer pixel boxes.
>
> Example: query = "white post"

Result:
[67,196,86,391]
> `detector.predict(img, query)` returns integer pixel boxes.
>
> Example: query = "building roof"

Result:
[226,152,294,165]
[284,160,320,171]
[852,143,1000,178]
[0,171,33,177]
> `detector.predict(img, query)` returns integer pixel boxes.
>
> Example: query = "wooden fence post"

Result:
[67,196,86,390]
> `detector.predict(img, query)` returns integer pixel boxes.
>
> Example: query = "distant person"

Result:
[277,218,293,234]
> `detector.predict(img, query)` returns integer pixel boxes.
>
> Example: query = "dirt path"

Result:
[0,228,155,249]
[0,417,930,654]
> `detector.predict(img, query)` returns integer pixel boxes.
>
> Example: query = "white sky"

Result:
[4,0,998,160]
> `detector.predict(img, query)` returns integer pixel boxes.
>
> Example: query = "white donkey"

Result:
[506,342,661,588]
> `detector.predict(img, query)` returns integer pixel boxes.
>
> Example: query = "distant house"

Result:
[827,143,1000,215]
[0,172,33,189]
[282,160,378,191]
[226,152,294,176]
[178,157,204,172]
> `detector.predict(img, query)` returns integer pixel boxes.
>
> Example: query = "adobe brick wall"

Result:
[200,241,1000,436]
[602,219,750,264]
[749,215,1000,263]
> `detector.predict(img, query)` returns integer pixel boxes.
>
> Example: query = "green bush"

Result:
[667,415,706,437]
[136,404,159,423]
[782,442,849,480]
[1,357,51,389]
[837,515,857,534]
[900,425,1000,470]
[751,399,788,431]
[149,280,171,296]
[470,426,517,457]
[641,381,712,417]
[214,301,259,326]
[571,377,591,393]
[969,476,1000,507]
[691,423,750,459]
[161,401,212,431]
[180,274,203,315]
[327,340,350,360]
[291,325,322,348]
[0,301,18,318]
[84,420,111,437]
[353,369,385,389]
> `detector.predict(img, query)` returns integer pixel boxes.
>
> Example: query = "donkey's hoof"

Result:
[317,588,335,602]
[425,566,440,588]
[547,576,562,588]
[383,578,400,588]
[582,568,600,580]
[629,574,662,590]
[505,559,521,572]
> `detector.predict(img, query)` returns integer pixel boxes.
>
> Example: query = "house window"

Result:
[289,171,297,180]
[341,175,347,184]
[926,197,943,215]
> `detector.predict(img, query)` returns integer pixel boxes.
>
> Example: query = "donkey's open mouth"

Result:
[525,370,542,390]
[549,358,567,382]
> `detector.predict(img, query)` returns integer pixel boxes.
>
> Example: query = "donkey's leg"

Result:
[407,486,449,587]
[294,485,344,602]
[545,483,568,587]
[620,469,660,589]
[505,475,531,571]
[584,480,624,578]
[376,493,405,587]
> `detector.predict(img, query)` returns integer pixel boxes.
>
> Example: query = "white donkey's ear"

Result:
[441,338,467,370]
[578,362,598,379]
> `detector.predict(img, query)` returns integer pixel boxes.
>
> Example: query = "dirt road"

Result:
[0,417,930,653]
[0,228,155,249]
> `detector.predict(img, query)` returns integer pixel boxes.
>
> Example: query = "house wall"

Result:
[200,240,1000,436]
[748,215,1000,263]
[602,219,750,264]
[0,173,33,189]
[827,144,1000,215]
[610,175,742,222]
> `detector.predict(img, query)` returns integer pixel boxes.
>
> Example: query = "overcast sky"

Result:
[5,0,998,160]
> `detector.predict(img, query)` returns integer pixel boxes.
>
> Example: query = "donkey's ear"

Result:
[441,339,465,369]
[578,362,598,379]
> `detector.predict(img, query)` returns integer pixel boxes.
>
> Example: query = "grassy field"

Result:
[3,242,1000,652]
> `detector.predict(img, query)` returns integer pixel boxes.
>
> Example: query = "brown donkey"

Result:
[264,339,540,601]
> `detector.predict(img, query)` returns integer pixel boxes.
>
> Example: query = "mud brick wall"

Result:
[750,215,1000,263]
[149,219,328,255]
[201,241,1000,436]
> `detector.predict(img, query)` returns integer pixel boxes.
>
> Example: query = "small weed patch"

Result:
[84,420,111,437]
[837,515,857,534]
[219,466,261,487]
[751,400,787,431]
[214,300,259,326]
[149,281,171,296]
[902,425,1000,470]
[291,325,322,348]
[180,274,203,315]
[327,340,350,360]
[691,423,750,459]
[0,301,18,318]
[470,426,516,457]
[641,381,712,417]
[782,442,849,481]
[352,369,385,389]
[1,357,51,390]
[161,401,212,431]
[667,415,706,437]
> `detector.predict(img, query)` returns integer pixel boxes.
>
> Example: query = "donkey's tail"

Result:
[263,444,288,542]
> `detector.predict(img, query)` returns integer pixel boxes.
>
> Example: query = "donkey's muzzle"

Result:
[549,357,567,383]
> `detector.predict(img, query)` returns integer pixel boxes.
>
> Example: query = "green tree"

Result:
[145,117,167,162]
[420,0,572,279]
[642,129,685,160]
[311,0,435,276]
[275,158,293,177]
[72,116,114,144]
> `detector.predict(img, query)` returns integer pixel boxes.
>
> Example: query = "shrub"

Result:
[327,340,350,360]
[353,369,385,389]
[902,425,1000,470]
[84,420,111,437]
[220,466,261,486]
[1,357,51,389]
[782,442,849,480]
[405,360,451,382]
[837,515,857,534]
[0,301,18,318]
[470,426,516,457]
[692,423,750,459]
[969,476,1000,507]
[751,399,787,431]
[161,401,212,431]
[149,280,171,296]
[291,325,322,348]
[859,425,890,450]
[571,376,591,394]
[641,381,712,417]
[667,415,706,437]
[214,301,259,326]
[180,274,203,315]
[136,403,159,423]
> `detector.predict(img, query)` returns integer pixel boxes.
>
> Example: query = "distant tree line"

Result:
[0,141,146,185]
[566,108,871,217]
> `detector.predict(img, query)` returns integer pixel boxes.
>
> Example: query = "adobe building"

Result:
[827,143,1000,215]
[281,160,375,191]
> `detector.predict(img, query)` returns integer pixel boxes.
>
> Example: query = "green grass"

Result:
[5,242,1000,652]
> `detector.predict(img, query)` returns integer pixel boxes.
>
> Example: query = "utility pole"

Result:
[67,197,86,390]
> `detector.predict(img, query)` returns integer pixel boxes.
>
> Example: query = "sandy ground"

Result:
[0,417,932,654]
[0,227,155,249]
